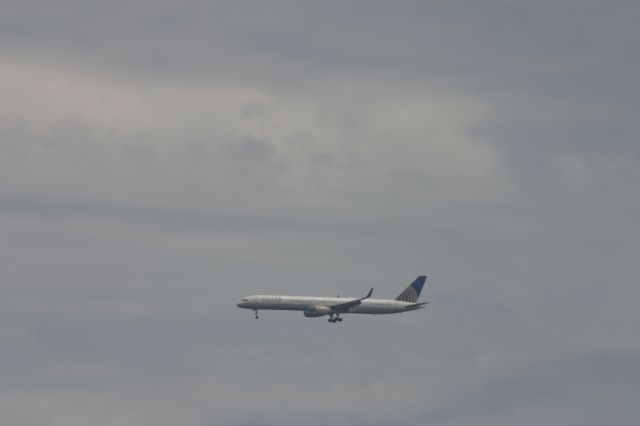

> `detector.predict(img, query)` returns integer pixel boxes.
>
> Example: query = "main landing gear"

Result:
[328,314,342,323]
[253,309,259,319]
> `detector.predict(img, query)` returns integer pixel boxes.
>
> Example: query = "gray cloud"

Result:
[1,1,639,425]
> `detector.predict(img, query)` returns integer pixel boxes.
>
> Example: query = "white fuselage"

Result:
[237,295,423,315]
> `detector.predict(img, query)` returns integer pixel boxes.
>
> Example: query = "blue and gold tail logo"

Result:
[395,276,427,303]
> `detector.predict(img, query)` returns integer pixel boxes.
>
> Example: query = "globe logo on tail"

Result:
[394,276,427,303]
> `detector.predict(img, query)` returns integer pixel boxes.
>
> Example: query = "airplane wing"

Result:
[329,288,373,313]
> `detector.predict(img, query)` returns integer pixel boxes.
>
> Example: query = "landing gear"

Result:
[253,309,259,319]
[328,314,342,323]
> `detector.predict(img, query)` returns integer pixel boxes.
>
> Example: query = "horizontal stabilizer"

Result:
[405,302,429,309]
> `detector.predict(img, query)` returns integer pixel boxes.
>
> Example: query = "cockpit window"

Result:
[241,298,249,302]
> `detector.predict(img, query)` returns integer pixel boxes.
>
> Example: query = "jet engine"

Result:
[303,306,332,317]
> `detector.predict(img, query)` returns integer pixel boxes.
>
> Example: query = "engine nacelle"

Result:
[303,306,332,317]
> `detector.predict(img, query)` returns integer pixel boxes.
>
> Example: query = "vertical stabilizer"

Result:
[395,276,427,303]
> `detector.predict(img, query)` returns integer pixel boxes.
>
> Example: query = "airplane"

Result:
[236,276,428,323]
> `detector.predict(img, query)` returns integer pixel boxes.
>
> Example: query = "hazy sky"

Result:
[1,1,639,425]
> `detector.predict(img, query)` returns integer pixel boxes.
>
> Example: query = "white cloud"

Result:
[0,57,507,213]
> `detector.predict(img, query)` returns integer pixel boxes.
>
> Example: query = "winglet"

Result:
[364,288,373,299]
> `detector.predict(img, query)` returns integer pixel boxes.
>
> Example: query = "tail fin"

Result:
[395,276,427,303]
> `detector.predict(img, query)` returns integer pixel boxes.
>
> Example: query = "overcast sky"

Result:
[1,1,639,425]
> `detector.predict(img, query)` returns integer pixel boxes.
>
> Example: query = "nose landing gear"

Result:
[253,309,259,319]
